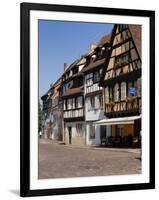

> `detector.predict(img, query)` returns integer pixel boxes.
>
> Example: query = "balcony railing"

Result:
[105,97,141,116]
[64,108,84,119]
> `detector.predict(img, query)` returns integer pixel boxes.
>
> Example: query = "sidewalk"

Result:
[64,143,141,154]
[39,138,141,154]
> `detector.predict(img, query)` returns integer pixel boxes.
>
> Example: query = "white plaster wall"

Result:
[85,97,105,121]
[86,123,101,145]
[65,121,86,139]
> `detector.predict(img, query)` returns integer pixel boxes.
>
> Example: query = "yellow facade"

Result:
[111,124,134,137]
[65,134,85,146]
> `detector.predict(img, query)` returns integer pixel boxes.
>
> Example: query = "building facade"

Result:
[81,37,111,146]
[100,24,141,147]
[51,78,63,140]
[61,58,86,145]
[41,86,54,139]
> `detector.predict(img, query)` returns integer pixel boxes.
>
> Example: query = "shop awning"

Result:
[93,115,141,126]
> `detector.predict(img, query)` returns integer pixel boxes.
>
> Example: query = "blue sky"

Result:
[39,20,113,98]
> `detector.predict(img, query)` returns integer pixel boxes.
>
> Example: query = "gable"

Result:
[102,24,141,82]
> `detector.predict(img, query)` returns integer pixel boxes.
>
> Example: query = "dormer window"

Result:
[69,70,72,77]
[91,54,97,62]
[72,67,78,75]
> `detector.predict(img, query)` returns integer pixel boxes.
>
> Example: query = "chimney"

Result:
[64,63,68,71]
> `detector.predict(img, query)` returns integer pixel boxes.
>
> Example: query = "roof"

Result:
[81,58,106,73]
[62,72,83,84]
[98,33,111,46]
[41,93,48,100]
[53,77,62,88]
[41,83,54,100]
[80,33,111,74]
[63,56,86,75]
[61,87,83,98]
[64,59,80,74]
[129,25,141,57]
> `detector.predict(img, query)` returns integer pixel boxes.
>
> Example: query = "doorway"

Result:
[100,125,107,145]
[68,127,72,144]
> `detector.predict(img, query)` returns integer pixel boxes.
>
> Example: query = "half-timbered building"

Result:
[51,78,63,141]
[81,36,111,146]
[99,24,141,147]
[60,57,86,145]
[41,86,54,139]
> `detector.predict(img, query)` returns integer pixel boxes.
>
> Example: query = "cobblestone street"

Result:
[38,139,141,179]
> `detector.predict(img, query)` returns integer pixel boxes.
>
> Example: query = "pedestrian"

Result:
[39,130,42,139]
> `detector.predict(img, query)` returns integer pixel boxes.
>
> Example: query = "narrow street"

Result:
[38,139,141,179]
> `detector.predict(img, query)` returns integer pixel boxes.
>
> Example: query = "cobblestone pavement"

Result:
[38,139,141,179]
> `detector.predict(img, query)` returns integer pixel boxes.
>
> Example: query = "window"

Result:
[93,71,100,83]
[89,124,95,139]
[72,67,78,75]
[105,87,109,103]
[95,95,99,109]
[63,85,66,93]
[78,109,83,116]
[90,96,95,108]
[78,96,83,108]
[67,81,73,89]
[109,87,113,101]
[75,96,83,108]
[63,100,65,110]
[115,53,129,66]
[116,125,124,137]
[121,82,126,100]
[85,73,93,94]
[67,99,71,109]
[98,95,103,108]
[72,98,75,109]
[99,68,103,74]
[91,54,97,62]
[76,124,83,136]
[114,83,119,101]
